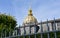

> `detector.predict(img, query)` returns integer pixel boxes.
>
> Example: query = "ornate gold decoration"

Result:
[23,9,38,24]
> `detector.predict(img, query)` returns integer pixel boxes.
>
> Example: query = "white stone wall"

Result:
[20,26,35,35]
[56,23,60,30]
[20,22,60,35]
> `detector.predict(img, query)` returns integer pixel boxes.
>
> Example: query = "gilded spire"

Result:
[28,8,33,16]
[28,0,33,16]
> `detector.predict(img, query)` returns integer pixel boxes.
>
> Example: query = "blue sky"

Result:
[0,0,60,26]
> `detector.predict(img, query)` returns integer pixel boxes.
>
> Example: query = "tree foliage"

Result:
[0,14,17,36]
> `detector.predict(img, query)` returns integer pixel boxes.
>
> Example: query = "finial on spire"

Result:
[28,0,33,16]
[28,8,33,16]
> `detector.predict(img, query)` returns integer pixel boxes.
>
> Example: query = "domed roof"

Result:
[23,9,38,24]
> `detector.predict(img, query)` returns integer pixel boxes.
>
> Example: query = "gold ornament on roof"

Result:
[28,9,33,16]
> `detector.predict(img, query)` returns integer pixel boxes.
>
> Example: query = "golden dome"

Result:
[23,9,38,24]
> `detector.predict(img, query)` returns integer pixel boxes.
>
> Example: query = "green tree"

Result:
[0,14,17,37]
